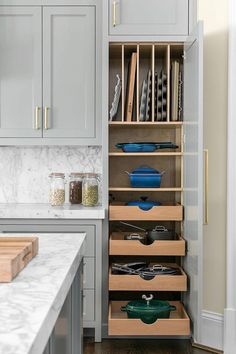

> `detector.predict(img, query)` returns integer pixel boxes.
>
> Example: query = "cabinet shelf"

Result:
[109,232,186,256]
[109,187,182,192]
[109,152,183,157]
[109,263,187,292]
[108,301,190,336]
[109,121,183,128]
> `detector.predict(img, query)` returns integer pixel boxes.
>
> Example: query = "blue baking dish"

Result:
[126,197,162,211]
[116,142,178,153]
[126,166,165,188]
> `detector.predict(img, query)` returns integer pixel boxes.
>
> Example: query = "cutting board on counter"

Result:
[0,237,39,282]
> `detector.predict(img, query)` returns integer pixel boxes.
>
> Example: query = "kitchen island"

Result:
[0,233,86,354]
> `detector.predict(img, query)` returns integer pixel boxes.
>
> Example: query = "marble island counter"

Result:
[0,233,86,354]
[0,203,105,219]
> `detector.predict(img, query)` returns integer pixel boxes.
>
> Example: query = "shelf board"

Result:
[109,187,183,192]
[109,121,183,127]
[109,152,183,156]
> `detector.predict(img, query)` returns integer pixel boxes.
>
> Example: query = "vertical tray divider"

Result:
[167,44,171,122]
[121,44,125,122]
[152,43,155,122]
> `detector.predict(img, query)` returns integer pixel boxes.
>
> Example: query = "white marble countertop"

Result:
[0,233,86,354]
[0,203,105,219]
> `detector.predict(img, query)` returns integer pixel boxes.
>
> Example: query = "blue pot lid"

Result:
[131,166,160,175]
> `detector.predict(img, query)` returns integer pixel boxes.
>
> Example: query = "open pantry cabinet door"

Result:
[183,22,204,344]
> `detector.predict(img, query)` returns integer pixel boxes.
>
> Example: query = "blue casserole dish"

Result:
[126,166,165,188]
[116,142,178,153]
[126,197,161,211]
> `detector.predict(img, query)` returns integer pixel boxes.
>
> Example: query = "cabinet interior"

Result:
[108,41,190,337]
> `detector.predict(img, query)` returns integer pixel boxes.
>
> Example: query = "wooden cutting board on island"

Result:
[0,236,39,282]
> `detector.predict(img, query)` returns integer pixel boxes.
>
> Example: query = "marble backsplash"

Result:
[0,146,102,203]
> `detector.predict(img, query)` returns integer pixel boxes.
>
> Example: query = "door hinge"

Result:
[182,51,186,60]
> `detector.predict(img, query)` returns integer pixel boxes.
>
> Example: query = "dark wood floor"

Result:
[84,338,215,354]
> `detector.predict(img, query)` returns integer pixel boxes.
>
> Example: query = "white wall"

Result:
[198,0,228,314]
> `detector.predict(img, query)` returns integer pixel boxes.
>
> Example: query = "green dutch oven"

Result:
[121,295,176,324]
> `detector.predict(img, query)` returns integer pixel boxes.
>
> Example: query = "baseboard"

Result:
[201,310,224,351]
[224,308,236,354]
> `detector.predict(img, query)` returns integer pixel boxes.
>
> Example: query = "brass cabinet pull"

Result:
[34,106,40,130]
[204,149,209,225]
[112,1,117,27]
[44,107,49,130]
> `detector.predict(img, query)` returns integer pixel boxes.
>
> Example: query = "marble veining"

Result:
[0,233,86,354]
[0,203,105,219]
[0,146,102,203]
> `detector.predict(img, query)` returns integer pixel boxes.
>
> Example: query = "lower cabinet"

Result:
[43,263,83,354]
[0,220,102,342]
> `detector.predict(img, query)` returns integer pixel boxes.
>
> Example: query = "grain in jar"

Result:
[69,173,83,204]
[82,173,99,207]
[49,173,65,206]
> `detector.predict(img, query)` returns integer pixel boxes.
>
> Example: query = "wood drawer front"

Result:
[109,205,183,221]
[109,232,186,256]
[109,0,189,36]
[109,265,187,291]
[83,289,95,322]
[83,257,95,289]
[108,301,190,336]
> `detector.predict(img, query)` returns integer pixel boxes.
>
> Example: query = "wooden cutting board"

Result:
[0,236,38,282]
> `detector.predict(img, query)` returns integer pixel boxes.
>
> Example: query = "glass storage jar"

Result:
[82,173,99,207]
[49,173,65,206]
[69,173,83,204]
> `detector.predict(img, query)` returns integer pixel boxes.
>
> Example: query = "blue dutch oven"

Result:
[126,197,161,211]
[126,166,165,188]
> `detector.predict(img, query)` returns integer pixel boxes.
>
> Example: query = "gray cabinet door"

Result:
[183,22,203,344]
[109,0,189,36]
[0,7,42,138]
[43,6,96,139]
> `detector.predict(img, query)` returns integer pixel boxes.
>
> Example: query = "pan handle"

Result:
[120,221,146,232]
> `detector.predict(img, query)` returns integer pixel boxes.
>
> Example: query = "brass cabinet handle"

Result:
[44,107,49,130]
[34,106,40,130]
[204,149,209,225]
[112,1,117,27]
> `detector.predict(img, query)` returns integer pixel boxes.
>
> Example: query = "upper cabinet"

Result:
[0,4,101,145]
[43,7,96,139]
[0,7,42,138]
[109,0,189,36]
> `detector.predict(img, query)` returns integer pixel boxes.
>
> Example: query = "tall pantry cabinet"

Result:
[103,0,204,346]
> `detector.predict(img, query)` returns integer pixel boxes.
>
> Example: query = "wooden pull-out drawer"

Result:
[109,232,186,256]
[108,301,190,336]
[109,204,183,221]
[109,264,187,292]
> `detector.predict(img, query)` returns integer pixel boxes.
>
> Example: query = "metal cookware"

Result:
[111,263,178,280]
[120,222,175,241]
[121,294,176,324]
[126,166,165,188]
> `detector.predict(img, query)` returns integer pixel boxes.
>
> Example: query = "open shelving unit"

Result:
[108,41,190,337]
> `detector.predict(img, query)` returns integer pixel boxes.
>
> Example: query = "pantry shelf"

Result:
[109,152,183,157]
[109,187,183,192]
[109,122,183,127]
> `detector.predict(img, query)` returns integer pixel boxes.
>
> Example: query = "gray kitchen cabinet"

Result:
[0,7,42,138]
[43,6,96,139]
[0,3,101,145]
[109,0,189,36]
[43,263,83,354]
[51,287,72,354]
[0,220,102,342]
